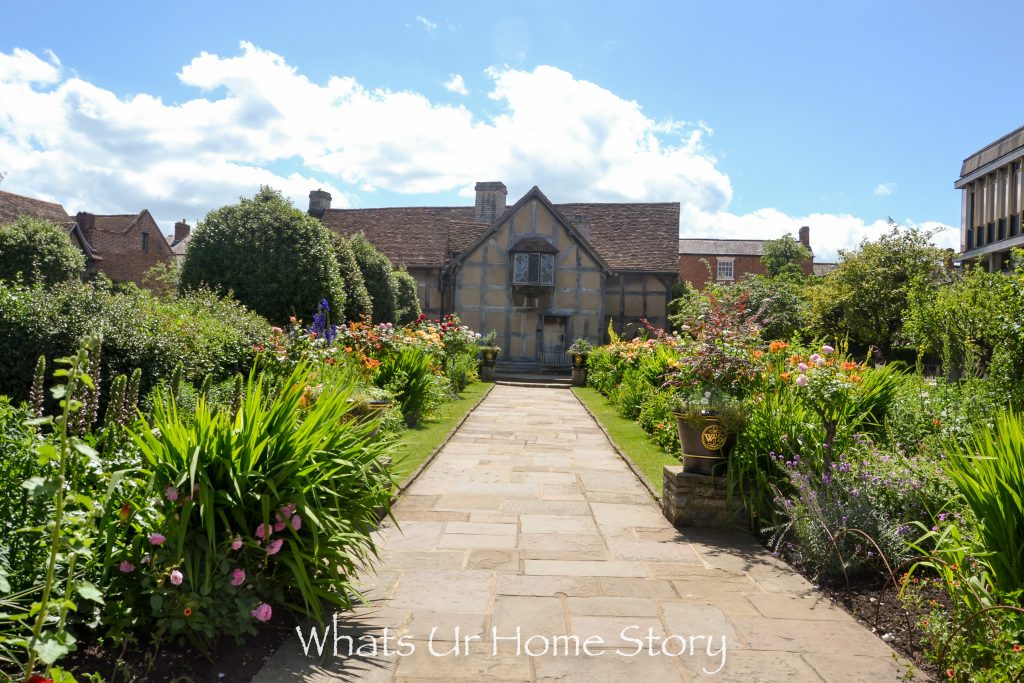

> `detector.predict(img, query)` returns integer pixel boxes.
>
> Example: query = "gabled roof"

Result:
[679,238,767,257]
[457,186,612,274]
[0,189,72,226]
[170,232,191,256]
[319,188,680,273]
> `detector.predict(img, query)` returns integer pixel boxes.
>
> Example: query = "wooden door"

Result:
[541,316,568,367]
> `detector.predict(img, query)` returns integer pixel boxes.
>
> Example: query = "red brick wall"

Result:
[678,254,812,288]
[81,211,175,287]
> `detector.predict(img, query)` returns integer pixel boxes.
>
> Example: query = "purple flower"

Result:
[165,486,179,502]
[149,533,166,546]
[169,569,184,586]
[798,362,808,372]
[119,561,135,573]
[795,374,809,387]
[822,345,835,354]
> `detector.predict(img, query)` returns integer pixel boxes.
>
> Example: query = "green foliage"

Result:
[348,233,395,323]
[0,280,270,402]
[373,346,441,426]
[330,233,373,322]
[391,268,421,326]
[636,390,680,457]
[119,363,394,648]
[178,186,345,324]
[761,234,812,277]
[0,215,85,287]
[808,222,947,357]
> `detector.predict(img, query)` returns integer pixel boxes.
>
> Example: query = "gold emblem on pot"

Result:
[700,423,728,451]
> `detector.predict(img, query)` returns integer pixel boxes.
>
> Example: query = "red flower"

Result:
[946,669,955,678]
[1013,644,1022,652]
[26,676,54,683]
[184,607,193,617]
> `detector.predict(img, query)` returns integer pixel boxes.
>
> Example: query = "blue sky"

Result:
[2,1,1021,258]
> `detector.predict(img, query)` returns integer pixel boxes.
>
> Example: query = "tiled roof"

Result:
[812,262,838,277]
[321,194,680,273]
[557,202,679,272]
[89,214,142,233]
[0,189,72,226]
[170,233,191,255]
[679,238,767,257]
[321,206,476,267]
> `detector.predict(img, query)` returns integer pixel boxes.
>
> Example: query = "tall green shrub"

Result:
[330,233,373,322]
[391,268,421,325]
[0,215,85,286]
[179,187,345,323]
[348,233,395,323]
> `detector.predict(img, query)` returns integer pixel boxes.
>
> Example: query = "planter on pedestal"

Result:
[570,352,588,387]
[673,411,733,476]
[479,347,500,382]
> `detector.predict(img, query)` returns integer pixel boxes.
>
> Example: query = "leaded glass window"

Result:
[512,252,555,285]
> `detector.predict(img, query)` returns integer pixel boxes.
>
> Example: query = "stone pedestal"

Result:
[480,365,496,382]
[571,367,587,387]
[662,466,743,527]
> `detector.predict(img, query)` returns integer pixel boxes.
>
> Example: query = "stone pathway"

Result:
[254,385,920,682]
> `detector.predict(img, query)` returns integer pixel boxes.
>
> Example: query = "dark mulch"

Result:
[61,611,297,683]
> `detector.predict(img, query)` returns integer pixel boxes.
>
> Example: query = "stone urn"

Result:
[673,411,732,476]
[570,352,588,387]
[479,347,499,381]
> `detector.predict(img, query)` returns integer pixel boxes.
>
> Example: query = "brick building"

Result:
[678,226,814,288]
[314,182,679,371]
[0,188,181,286]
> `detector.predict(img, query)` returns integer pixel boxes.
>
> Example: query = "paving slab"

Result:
[256,385,919,682]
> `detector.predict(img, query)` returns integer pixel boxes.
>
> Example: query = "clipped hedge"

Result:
[0,280,271,401]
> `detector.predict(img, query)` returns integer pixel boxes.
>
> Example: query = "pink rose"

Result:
[231,537,243,551]
[795,374,809,387]
[267,539,284,556]
[149,533,166,546]
[169,569,184,586]
[274,519,286,533]
[255,523,271,540]
[279,503,296,518]
[165,486,179,502]
[291,515,302,531]
[230,568,246,587]
[119,561,135,573]
[251,602,272,622]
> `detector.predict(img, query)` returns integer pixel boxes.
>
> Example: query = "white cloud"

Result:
[874,182,896,196]
[444,73,468,95]
[0,42,947,256]
[681,204,957,261]
[415,15,437,32]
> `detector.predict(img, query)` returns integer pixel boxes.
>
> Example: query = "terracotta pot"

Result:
[673,411,733,476]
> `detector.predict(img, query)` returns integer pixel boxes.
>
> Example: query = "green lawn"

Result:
[391,382,493,485]
[572,386,679,497]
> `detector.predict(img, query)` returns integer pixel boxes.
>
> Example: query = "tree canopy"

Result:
[348,232,395,323]
[178,187,345,323]
[0,215,85,286]
[761,234,812,277]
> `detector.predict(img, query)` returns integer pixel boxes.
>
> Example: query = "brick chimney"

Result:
[798,225,810,249]
[308,189,332,218]
[75,211,96,237]
[174,219,190,242]
[572,212,591,240]
[474,181,507,224]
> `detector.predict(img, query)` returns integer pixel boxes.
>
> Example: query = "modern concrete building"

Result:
[955,124,1024,271]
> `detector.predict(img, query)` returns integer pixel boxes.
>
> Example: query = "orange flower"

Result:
[841,361,859,371]
[752,350,764,359]
[344,346,353,353]
[932,418,941,426]
[849,374,863,383]
[780,372,792,381]
[768,340,789,353]
[298,395,309,408]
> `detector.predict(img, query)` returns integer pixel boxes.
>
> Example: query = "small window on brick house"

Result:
[716,257,735,281]
[141,232,149,252]
[512,252,555,285]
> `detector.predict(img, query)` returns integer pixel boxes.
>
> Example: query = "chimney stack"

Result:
[474,181,507,224]
[75,211,96,235]
[572,212,591,240]
[174,219,190,242]
[798,225,810,249]
[308,189,332,218]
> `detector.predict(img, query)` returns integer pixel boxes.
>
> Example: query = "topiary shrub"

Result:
[330,233,373,322]
[179,186,345,324]
[348,233,395,323]
[0,215,85,286]
[391,268,421,325]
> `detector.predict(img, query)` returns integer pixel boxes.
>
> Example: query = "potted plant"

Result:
[478,330,501,366]
[672,391,746,475]
[568,338,593,368]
